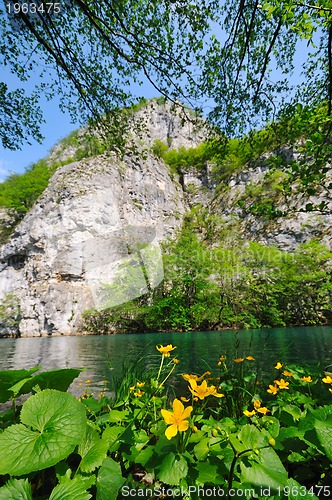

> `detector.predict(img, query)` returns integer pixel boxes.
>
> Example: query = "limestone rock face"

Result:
[0,102,207,337]
[0,152,187,336]
[212,156,332,251]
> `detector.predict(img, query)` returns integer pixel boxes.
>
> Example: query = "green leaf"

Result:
[0,367,40,403]
[238,424,269,449]
[134,445,155,466]
[157,452,188,486]
[282,404,302,421]
[8,378,35,398]
[194,437,210,460]
[102,425,123,452]
[261,416,280,439]
[287,451,307,463]
[0,479,32,500]
[25,368,82,393]
[78,426,108,473]
[286,479,319,500]
[108,409,130,423]
[96,457,125,500]
[1,368,82,401]
[314,417,332,460]
[0,389,86,475]
[194,460,224,486]
[240,447,288,489]
[49,476,94,500]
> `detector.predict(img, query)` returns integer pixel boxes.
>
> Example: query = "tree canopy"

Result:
[1,0,332,149]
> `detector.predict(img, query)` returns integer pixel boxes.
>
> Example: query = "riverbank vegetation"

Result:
[83,220,332,334]
[0,346,331,498]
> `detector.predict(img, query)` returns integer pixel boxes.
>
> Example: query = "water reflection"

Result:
[0,326,331,395]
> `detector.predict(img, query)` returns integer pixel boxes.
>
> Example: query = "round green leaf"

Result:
[0,389,86,476]
[157,452,188,486]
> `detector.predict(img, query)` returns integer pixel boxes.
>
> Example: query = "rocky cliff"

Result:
[212,155,332,251]
[0,101,208,336]
[0,101,331,337]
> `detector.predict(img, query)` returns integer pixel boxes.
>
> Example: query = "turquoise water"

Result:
[0,325,331,394]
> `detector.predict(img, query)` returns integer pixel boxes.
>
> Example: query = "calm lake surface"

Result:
[1,326,332,395]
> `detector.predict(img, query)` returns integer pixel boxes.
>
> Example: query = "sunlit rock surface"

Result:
[0,102,207,336]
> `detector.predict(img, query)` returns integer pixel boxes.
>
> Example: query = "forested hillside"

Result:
[0,100,331,336]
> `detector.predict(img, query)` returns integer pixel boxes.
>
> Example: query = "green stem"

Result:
[156,354,165,385]
[159,362,176,388]
[227,442,252,499]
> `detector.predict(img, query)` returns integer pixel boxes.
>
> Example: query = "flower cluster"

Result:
[268,361,318,395]
[130,381,146,397]
[188,379,224,400]
[243,399,270,417]
[160,356,225,439]
[234,355,255,363]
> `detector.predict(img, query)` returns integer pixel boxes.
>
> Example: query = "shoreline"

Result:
[1,322,331,339]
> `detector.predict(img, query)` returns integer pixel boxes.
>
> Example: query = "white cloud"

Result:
[0,160,11,183]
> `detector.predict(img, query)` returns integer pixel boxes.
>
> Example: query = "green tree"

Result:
[0,0,214,149]
[2,1,332,149]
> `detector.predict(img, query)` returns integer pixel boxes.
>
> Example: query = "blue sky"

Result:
[0,68,157,182]
[0,24,311,184]
[0,97,79,182]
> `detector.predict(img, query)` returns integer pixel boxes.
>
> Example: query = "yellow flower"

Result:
[275,379,289,389]
[182,371,211,382]
[172,358,180,364]
[275,362,283,370]
[301,376,312,383]
[134,390,145,397]
[161,399,193,440]
[188,379,224,400]
[267,384,278,395]
[257,407,270,415]
[234,357,244,363]
[246,356,255,361]
[322,375,332,384]
[253,400,261,409]
[243,410,256,417]
[180,396,190,402]
[129,385,135,393]
[218,356,226,365]
[156,344,176,357]
[85,379,91,385]
[282,371,293,377]
[329,388,332,393]
[136,381,145,388]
